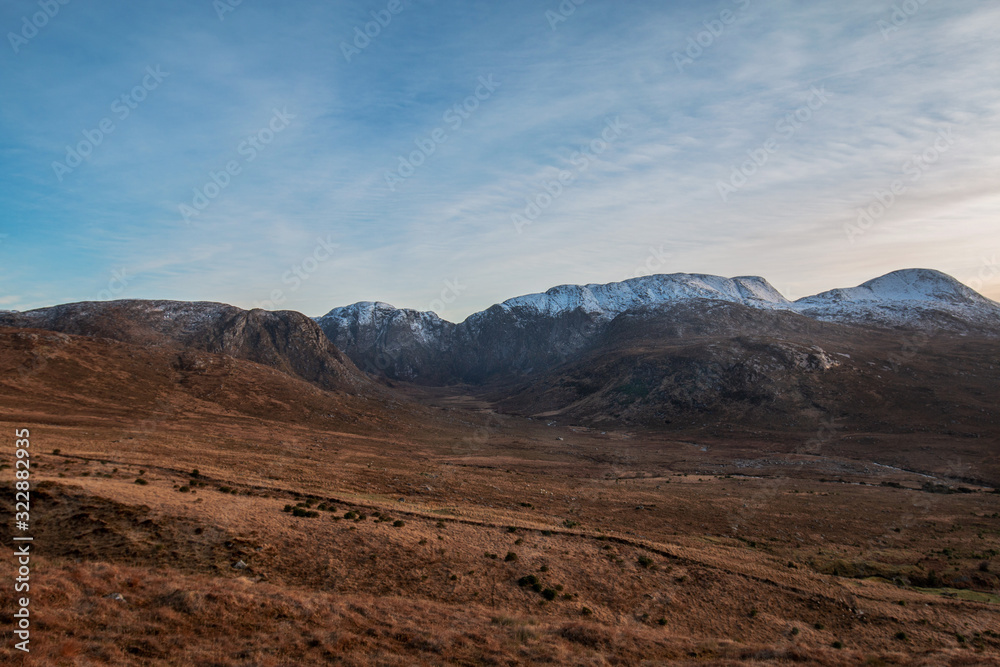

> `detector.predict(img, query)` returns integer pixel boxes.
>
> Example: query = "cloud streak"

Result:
[1,0,998,320]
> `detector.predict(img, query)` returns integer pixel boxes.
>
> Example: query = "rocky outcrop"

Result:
[315,302,456,382]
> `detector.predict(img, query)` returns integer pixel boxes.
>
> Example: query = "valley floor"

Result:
[2,393,999,666]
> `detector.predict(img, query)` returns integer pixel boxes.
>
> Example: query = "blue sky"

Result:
[1,0,998,321]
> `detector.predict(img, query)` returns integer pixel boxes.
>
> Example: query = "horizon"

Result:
[4,266,995,322]
[2,0,999,321]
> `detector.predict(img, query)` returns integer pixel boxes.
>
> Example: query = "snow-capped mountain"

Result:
[317,301,453,348]
[4,269,994,390]
[315,269,999,383]
[315,302,455,381]
[792,269,1000,329]
[316,274,801,383]
[480,274,792,322]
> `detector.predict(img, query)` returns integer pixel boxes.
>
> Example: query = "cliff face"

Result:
[315,301,457,383]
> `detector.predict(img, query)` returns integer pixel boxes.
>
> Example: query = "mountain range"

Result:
[315,268,1000,385]
[2,267,999,477]
[0,269,1000,437]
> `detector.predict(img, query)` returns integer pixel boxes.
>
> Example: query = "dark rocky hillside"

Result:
[0,300,371,394]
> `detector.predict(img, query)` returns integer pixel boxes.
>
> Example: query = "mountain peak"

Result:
[857,268,977,300]
[796,268,987,306]
[730,275,791,304]
[318,300,448,322]
[793,268,998,328]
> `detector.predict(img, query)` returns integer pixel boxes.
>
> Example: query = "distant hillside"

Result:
[0,300,373,394]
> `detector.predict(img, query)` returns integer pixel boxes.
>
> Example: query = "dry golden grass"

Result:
[1,330,999,664]
[3,555,992,666]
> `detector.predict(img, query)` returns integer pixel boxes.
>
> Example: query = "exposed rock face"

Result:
[489,302,852,426]
[316,300,612,384]
[452,303,607,382]
[0,300,370,393]
[315,302,456,382]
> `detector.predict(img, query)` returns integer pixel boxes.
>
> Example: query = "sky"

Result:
[1,0,998,322]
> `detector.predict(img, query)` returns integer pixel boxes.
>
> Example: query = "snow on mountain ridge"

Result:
[318,269,998,336]
[795,269,988,306]
[317,301,445,325]
[315,301,452,350]
[792,269,1000,327]
[496,273,792,321]
[318,274,795,330]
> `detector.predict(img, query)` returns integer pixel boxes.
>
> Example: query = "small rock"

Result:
[232,560,247,570]
[104,592,126,602]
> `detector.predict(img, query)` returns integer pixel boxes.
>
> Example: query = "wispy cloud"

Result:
[1,0,998,319]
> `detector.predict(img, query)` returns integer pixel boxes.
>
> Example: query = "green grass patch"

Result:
[913,587,1000,604]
